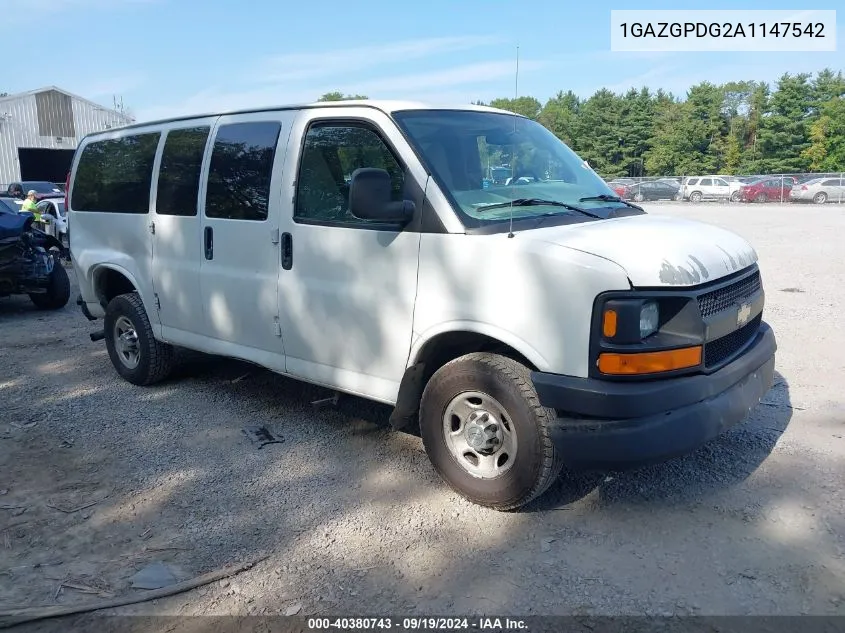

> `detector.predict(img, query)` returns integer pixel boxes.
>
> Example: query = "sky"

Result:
[7,0,844,122]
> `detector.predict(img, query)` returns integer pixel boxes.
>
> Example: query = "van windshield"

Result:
[393,109,632,230]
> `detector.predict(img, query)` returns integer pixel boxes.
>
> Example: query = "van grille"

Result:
[704,313,762,368]
[697,270,762,318]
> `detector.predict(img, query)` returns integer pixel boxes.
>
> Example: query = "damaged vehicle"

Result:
[0,209,70,310]
[68,101,777,511]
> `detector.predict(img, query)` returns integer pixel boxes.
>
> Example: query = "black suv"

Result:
[6,181,65,201]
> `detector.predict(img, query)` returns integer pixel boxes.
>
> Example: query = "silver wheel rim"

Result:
[442,391,517,479]
[113,316,140,370]
[815,193,826,204]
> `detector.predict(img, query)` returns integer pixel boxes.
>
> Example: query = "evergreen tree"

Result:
[756,73,814,172]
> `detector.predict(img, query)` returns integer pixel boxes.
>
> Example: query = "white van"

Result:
[68,101,777,510]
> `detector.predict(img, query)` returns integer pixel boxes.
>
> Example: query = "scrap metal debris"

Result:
[311,393,340,409]
[242,425,284,449]
[46,493,109,514]
[130,561,178,590]
[0,557,267,628]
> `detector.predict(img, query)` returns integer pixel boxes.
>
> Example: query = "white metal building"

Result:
[0,86,134,187]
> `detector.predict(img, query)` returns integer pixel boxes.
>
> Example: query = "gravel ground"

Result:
[1,203,844,628]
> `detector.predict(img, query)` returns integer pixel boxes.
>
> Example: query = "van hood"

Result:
[529,214,757,287]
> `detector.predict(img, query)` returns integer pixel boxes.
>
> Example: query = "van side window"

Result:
[71,133,161,213]
[295,123,404,225]
[156,126,210,217]
[205,121,281,221]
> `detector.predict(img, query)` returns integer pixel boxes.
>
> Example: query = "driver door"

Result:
[275,109,424,404]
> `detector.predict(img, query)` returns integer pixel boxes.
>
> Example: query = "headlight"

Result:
[600,298,662,343]
[639,301,659,339]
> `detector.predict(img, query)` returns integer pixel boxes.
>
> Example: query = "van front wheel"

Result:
[104,292,174,386]
[419,353,564,511]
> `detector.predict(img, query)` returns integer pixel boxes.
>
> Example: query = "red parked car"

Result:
[739,177,796,203]
[606,180,629,197]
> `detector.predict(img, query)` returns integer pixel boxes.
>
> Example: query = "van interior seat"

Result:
[296,147,347,220]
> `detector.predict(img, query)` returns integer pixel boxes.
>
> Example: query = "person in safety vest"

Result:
[21,190,47,231]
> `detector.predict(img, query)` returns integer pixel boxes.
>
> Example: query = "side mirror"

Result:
[348,168,414,224]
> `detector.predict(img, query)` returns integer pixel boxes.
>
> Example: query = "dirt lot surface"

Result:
[1,203,844,629]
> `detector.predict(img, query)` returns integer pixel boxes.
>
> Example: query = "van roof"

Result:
[86,100,523,136]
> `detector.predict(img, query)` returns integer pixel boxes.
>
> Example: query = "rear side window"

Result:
[686,178,698,185]
[700,178,712,186]
[71,132,161,213]
[204,121,281,221]
[821,179,840,186]
[156,126,210,217]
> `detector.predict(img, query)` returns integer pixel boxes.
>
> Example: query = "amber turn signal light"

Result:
[602,309,618,337]
[598,346,702,375]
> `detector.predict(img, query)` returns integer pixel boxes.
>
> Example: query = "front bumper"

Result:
[532,322,777,470]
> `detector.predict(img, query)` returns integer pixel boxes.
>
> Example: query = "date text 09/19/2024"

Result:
[306,617,529,630]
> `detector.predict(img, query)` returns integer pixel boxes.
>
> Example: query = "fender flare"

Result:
[90,263,146,308]
[408,321,551,371]
[388,322,552,431]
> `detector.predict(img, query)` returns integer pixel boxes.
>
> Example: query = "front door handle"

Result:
[204,226,213,260]
[281,232,292,270]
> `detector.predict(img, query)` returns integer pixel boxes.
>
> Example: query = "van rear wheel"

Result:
[419,353,564,511]
[104,292,174,386]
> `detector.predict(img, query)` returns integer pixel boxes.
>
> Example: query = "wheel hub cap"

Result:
[464,411,503,454]
[114,316,140,370]
[442,391,517,479]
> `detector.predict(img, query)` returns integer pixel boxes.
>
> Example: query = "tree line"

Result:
[319,69,845,177]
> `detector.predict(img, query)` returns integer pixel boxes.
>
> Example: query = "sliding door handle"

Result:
[281,232,292,270]
[204,226,213,260]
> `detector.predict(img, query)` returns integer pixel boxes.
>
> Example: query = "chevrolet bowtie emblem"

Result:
[737,302,752,326]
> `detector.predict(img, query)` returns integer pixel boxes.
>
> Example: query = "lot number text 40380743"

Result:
[306,617,529,631]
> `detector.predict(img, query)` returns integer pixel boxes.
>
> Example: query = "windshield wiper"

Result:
[476,198,604,219]
[578,194,644,211]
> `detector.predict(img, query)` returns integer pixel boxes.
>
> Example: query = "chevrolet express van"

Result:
[68,101,777,510]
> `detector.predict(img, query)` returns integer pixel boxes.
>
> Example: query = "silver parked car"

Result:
[35,198,69,245]
[790,177,845,204]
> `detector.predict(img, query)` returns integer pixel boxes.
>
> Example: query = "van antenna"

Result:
[507,45,519,239]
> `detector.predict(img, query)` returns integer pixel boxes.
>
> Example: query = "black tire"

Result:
[104,292,174,386]
[689,191,703,203]
[730,191,741,203]
[419,352,564,511]
[29,262,70,310]
[813,192,828,204]
[755,193,768,203]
